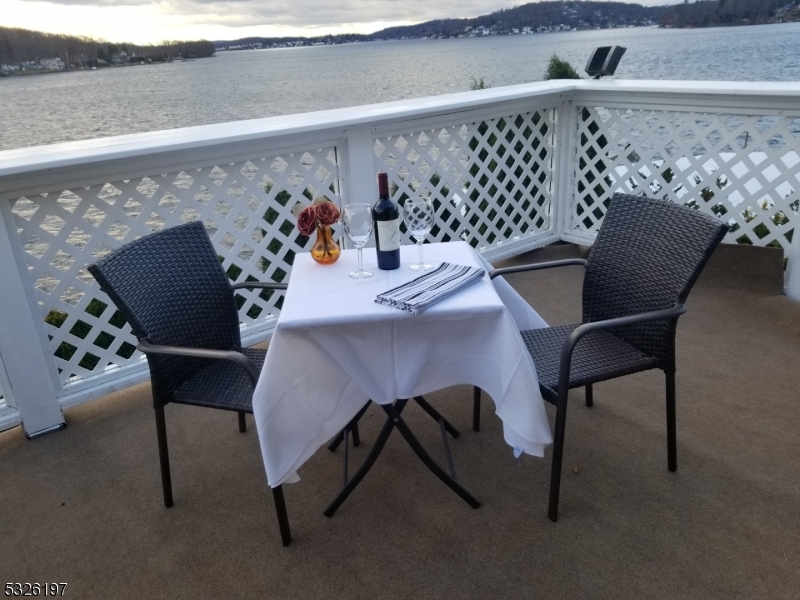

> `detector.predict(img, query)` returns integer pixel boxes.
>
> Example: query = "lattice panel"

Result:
[573,106,800,253]
[10,148,342,386]
[374,110,556,252]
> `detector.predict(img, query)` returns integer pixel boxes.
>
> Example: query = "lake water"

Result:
[1,23,799,151]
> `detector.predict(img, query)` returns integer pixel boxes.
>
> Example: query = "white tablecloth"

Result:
[253,241,553,487]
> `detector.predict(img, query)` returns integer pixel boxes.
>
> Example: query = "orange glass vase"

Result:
[310,224,341,264]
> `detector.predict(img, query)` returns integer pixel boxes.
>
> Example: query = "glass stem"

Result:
[417,239,424,266]
[357,245,364,274]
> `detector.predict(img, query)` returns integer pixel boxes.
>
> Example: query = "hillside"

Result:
[0,27,214,67]
[662,0,799,27]
[370,1,665,41]
[216,1,667,50]
[214,0,798,51]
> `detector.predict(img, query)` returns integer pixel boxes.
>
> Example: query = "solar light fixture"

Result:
[585,46,626,79]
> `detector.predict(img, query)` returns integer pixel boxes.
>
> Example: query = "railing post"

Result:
[0,200,65,437]
[786,215,800,301]
[552,95,578,241]
[0,351,22,431]
[339,128,379,249]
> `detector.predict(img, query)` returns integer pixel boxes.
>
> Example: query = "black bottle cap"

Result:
[378,172,389,197]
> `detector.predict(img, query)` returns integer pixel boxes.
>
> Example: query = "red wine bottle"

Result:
[373,172,401,270]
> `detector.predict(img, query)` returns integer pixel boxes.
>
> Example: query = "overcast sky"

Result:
[6,0,673,45]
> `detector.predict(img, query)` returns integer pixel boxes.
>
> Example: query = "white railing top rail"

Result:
[571,79,800,98]
[2,80,798,199]
[572,80,800,115]
[0,80,573,198]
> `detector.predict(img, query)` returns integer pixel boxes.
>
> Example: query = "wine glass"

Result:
[342,204,373,279]
[403,198,434,271]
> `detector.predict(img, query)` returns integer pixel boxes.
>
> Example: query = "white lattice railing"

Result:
[10,150,342,390]
[565,102,800,255]
[0,80,798,436]
[375,109,557,251]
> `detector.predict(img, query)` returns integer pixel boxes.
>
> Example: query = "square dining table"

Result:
[252,241,553,513]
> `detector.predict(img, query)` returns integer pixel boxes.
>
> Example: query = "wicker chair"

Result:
[87,220,292,546]
[474,193,727,521]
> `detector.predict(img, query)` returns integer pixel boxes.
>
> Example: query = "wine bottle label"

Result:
[376,219,401,251]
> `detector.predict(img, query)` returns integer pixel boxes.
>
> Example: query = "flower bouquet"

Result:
[293,197,342,264]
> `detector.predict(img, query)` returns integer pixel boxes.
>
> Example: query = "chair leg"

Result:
[473,386,481,432]
[154,405,173,508]
[271,485,292,546]
[238,411,247,433]
[328,401,371,453]
[548,389,569,522]
[585,384,593,408]
[328,430,344,452]
[666,371,677,472]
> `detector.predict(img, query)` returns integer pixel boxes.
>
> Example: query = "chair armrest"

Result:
[137,340,261,387]
[489,259,587,280]
[230,281,288,291]
[556,303,687,398]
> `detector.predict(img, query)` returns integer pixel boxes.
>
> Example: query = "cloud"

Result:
[22,0,150,4]
[18,0,515,28]
[16,0,675,34]
[167,0,480,28]
[24,0,497,29]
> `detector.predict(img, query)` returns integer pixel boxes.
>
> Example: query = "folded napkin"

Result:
[376,262,485,315]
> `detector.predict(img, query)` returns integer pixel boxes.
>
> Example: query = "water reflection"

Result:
[1,23,799,151]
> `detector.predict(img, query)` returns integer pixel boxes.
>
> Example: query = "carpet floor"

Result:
[1,243,798,599]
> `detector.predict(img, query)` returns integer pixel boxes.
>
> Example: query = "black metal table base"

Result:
[324,397,480,518]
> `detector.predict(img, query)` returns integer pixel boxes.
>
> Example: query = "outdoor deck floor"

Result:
[1,243,798,599]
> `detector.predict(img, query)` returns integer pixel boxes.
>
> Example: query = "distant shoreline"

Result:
[215,20,798,54]
[213,1,799,52]
[2,18,797,80]
[0,56,212,79]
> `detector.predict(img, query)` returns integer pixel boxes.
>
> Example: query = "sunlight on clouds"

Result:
[6,0,194,44]
[4,0,672,43]
[4,0,417,43]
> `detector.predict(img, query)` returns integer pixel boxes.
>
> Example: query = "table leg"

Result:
[329,396,458,454]
[413,396,460,438]
[324,399,409,517]
[383,403,481,509]
[324,399,480,518]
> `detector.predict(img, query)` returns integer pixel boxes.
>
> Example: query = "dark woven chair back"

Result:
[87,221,240,403]
[583,193,727,370]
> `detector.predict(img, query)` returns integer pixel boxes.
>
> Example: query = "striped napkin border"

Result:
[375,262,485,315]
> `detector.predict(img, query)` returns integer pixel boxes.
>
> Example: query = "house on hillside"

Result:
[40,57,64,70]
